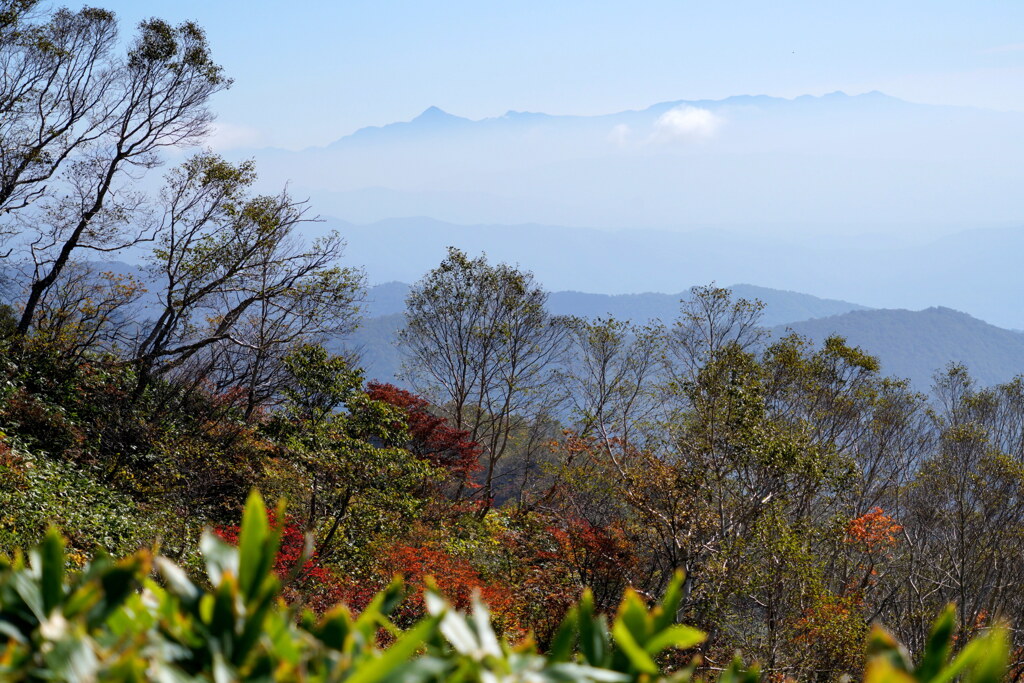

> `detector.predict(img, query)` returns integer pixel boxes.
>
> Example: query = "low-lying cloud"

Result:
[207,122,265,151]
[609,123,631,146]
[651,105,722,143]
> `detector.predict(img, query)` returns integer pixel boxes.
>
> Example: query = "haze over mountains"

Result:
[16,261,1023,392]
[350,283,1024,392]
[333,218,1024,330]
[98,90,1024,388]
[777,307,1024,390]
[218,91,1024,330]
[360,281,867,324]
[238,91,1024,229]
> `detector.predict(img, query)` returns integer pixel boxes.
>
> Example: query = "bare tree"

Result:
[0,8,229,332]
[30,260,145,362]
[133,153,362,399]
[399,247,569,509]
[202,255,364,420]
[562,316,664,446]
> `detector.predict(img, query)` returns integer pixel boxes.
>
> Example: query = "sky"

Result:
[88,1,1024,150]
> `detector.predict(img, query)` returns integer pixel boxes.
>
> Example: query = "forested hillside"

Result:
[363,281,868,323]
[350,282,872,385]
[2,3,1023,681]
[351,284,1024,391]
[775,307,1024,388]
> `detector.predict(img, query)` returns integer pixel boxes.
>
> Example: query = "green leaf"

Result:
[345,614,441,683]
[208,576,238,641]
[355,578,405,639]
[90,552,148,623]
[577,590,606,667]
[929,637,987,683]
[610,619,658,675]
[234,587,277,665]
[547,607,578,663]
[10,571,45,622]
[867,625,913,672]
[155,556,202,607]
[915,604,955,682]
[652,571,685,633]
[617,590,650,645]
[314,604,353,650]
[548,662,631,682]
[967,626,1010,683]
[200,530,239,587]
[237,490,273,601]
[39,527,65,615]
[718,657,760,683]
[643,624,706,655]
[42,633,99,682]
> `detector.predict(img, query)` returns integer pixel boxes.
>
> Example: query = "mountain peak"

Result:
[413,106,460,123]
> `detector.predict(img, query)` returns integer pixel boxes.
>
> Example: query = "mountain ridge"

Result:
[362,281,869,325]
[327,217,1024,330]
[240,90,1001,157]
[773,306,1024,389]
[351,286,1024,392]
[317,91,935,151]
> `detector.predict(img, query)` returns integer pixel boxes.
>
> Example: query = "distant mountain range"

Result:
[349,284,1024,392]
[10,262,1022,392]
[362,282,868,326]
[330,217,1024,330]
[237,91,1024,230]
[773,307,1024,390]
[221,91,1024,333]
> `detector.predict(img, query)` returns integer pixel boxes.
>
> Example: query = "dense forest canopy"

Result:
[1,2,1023,681]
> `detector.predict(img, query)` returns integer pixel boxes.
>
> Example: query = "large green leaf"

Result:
[237,491,274,602]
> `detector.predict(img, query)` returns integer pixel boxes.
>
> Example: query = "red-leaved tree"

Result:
[214,516,344,613]
[367,382,481,489]
[337,542,523,639]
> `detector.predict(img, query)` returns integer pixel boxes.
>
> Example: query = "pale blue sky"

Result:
[91,1,1024,149]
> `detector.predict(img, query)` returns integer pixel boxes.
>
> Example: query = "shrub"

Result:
[0,491,1012,682]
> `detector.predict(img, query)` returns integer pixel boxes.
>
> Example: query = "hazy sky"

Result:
[93,1,1024,149]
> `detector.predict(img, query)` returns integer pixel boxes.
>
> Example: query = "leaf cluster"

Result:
[0,491,1010,683]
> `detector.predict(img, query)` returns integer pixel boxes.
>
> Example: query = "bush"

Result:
[0,443,155,562]
[0,491,1012,682]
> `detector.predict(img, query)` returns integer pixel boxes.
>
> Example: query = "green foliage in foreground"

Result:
[0,492,1010,682]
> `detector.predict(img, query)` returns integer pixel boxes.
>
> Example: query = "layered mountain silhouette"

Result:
[8,263,1022,392]
[773,307,1024,390]
[361,281,867,324]
[349,284,1024,392]
[236,91,1024,230]
[329,217,1024,330]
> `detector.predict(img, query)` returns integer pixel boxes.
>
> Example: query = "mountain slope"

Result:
[363,281,867,326]
[546,285,868,327]
[331,217,1024,330]
[352,297,1024,391]
[772,307,1024,389]
[353,283,870,385]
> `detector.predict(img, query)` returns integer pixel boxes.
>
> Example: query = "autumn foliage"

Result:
[794,592,868,674]
[550,517,636,610]
[215,517,345,614]
[367,382,481,484]
[845,507,903,552]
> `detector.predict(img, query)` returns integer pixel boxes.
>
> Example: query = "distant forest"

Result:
[350,282,1024,392]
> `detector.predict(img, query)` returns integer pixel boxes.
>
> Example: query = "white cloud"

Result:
[650,105,722,143]
[609,123,631,146]
[206,122,266,151]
